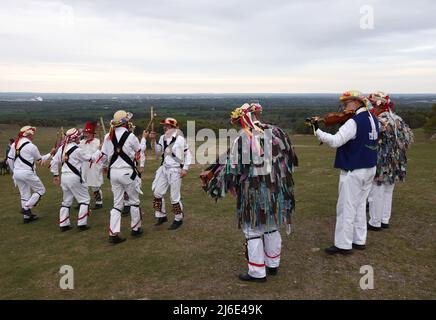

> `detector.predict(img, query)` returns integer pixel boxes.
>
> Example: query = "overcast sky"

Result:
[0,0,435,93]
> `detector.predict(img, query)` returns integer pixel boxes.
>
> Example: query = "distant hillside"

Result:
[0,94,433,133]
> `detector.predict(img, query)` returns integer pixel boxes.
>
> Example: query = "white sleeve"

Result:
[77,148,92,162]
[50,148,62,176]
[182,138,192,171]
[7,144,15,171]
[130,135,145,168]
[155,136,163,154]
[30,143,52,162]
[315,119,357,148]
[99,136,111,165]
[91,149,107,166]
[31,144,43,161]
[140,137,147,152]
[40,152,52,162]
[94,138,101,148]
[183,149,192,171]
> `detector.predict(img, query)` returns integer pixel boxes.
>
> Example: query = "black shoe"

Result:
[367,223,382,231]
[266,267,278,276]
[131,227,144,237]
[78,225,90,232]
[325,245,353,255]
[60,226,72,232]
[168,220,183,230]
[93,204,103,210]
[381,223,389,229]
[352,243,366,250]
[238,272,267,282]
[109,235,126,244]
[154,216,168,226]
[24,214,38,224]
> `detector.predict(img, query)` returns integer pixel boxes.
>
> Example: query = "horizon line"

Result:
[2,91,436,95]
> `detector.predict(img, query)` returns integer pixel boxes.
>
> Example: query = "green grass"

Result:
[0,124,435,299]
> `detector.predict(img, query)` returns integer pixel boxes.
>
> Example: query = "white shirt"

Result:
[155,130,192,171]
[79,137,101,170]
[100,127,146,169]
[315,108,377,148]
[7,137,51,171]
[50,143,91,176]
[79,138,100,155]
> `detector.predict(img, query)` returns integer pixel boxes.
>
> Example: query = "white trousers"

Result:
[368,182,395,227]
[335,167,376,250]
[152,166,183,221]
[109,168,142,235]
[13,169,46,216]
[59,173,91,227]
[243,222,282,279]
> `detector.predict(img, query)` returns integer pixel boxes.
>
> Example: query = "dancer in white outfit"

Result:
[79,121,104,210]
[97,110,146,244]
[51,128,93,232]
[149,118,192,230]
[7,126,54,223]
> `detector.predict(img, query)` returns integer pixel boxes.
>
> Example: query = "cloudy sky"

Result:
[0,0,435,93]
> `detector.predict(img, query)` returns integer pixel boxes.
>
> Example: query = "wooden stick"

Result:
[53,130,60,148]
[99,117,107,136]
[97,120,103,146]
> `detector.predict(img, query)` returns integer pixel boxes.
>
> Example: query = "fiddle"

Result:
[305,109,355,127]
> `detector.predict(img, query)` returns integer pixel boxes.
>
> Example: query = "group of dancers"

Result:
[6,90,413,282]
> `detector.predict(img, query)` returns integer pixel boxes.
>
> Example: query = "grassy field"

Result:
[0,123,435,299]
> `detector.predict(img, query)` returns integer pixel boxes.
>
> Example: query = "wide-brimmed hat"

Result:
[160,117,179,128]
[65,128,82,141]
[339,90,366,103]
[111,110,133,127]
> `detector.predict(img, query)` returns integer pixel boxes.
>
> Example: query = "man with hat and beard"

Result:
[97,110,146,244]
[148,117,192,230]
[51,128,93,231]
[79,121,104,210]
[367,92,413,231]
[7,126,55,223]
[307,90,379,255]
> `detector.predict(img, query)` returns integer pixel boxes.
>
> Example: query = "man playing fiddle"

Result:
[306,90,379,255]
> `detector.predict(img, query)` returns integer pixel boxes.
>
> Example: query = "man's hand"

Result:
[305,117,319,134]
[180,169,188,178]
[50,148,57,156]
[138,167,144,174]
[53,176,60,185]
[142,130,149,140]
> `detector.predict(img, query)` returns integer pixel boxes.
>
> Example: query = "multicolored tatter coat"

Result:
[374,111,414,185]
[203,123,298,231]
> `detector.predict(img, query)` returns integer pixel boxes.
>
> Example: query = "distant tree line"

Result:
[423,104,436,136]
[0,99,433,136]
